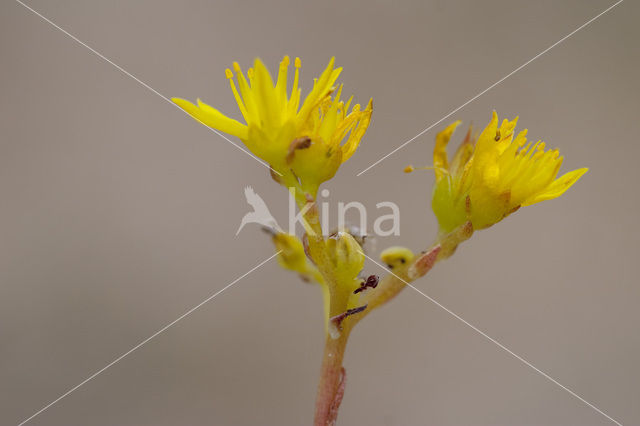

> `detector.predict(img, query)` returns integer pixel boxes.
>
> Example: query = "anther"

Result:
[294,57,301,68]
[404,165,415,173]
[225,68,233,79]
[232,62,241,73]
[494,129,501,141]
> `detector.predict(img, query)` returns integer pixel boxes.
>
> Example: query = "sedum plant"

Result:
[174,56,587,425]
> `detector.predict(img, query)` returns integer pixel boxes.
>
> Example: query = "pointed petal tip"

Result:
[253,57,266,69]
[171,97,193,109]
[576,167,589,177]
[522,166,589,206]
[364,98,373,113]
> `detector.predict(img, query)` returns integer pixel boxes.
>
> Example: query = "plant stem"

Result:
[313,328,351,426]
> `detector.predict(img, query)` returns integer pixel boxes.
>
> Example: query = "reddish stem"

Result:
[313,330,350,426]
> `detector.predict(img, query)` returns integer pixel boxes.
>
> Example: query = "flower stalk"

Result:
[314,328,350,426]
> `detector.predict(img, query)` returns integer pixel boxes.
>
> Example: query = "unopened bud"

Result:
[326,232,365,285]
[380,246,414,270]
[273,233,307,273]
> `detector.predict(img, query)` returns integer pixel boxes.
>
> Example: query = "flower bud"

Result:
[380,246,414,270]
[326,232,365,290]
[273,233,309,275]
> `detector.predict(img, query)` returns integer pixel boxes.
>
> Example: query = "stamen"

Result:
[516,130,528,147]
[344,96,353,115]
[276,56,290,103]
[532,151,545,161]
[526,141,543,159]
[286,58,302,115]
[517,142,532,157]
[226,69,248,120]
[292,59,301,101]
[405,165,450,175]
[230,62,255,117]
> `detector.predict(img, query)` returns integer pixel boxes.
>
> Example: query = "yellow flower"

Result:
[172,56,372,196]
[272,232,323,283]
[419,112,588,234]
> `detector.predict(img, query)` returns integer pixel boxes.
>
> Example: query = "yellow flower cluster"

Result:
[425,112,588,234]
[174,56,588,338]
[173,56,372,196]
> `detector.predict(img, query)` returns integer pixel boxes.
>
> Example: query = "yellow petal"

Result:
[172,98,248,140]
[473,111,499,156]
[522,167,588,206]
[252,58,279,126]
[433,120,461,181]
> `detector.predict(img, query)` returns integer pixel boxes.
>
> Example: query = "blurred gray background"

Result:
[1,0,638,425]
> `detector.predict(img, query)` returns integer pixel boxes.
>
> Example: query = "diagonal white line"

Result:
[14,0,281,175]
[357,0,624,176]
[363,253,623,426]
[17,251,281,426]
